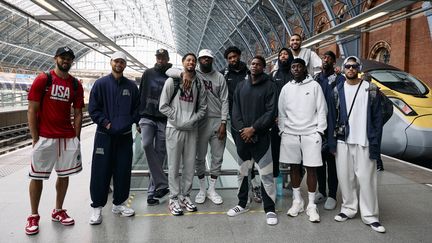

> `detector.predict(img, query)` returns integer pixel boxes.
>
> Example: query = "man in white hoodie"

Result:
[278,58,327,223]
[195,49,229,205]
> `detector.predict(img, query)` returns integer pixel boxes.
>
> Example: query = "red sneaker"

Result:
[51,209,75,226]
[25,215,40,235]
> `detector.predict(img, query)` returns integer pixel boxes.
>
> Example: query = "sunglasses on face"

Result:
[344,64,360,69]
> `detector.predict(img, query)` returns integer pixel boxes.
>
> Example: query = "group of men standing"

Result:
[25,32,386,235]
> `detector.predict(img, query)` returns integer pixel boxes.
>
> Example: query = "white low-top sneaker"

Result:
[89,207,102,225]
[227,205,249,217]
[306,205,320,223]
[195,190,206,204]
[266,212,278,225]
[207,190,223,205]
[370,222,386,233]
[112,204,135,217]
[324,197,337,210]
[287,200,304,217]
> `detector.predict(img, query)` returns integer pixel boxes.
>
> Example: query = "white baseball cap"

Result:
[198,49,214,58]
[111,51,127,61]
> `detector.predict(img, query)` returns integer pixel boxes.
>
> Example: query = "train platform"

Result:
[1,124,431,243]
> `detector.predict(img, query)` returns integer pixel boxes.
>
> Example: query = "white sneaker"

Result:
[370,222,386,233]
[195,190,206,204]
[306,205,320,222]
[324,197,337,210]
[287,200,304,217]
[227,205,249,217]
[266,212,278,225]
[207,190,223,205]
[314,192,326,204]
[112,204,135,217]
[89,207,102,225]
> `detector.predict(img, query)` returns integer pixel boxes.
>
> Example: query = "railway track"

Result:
[0,113,93,155]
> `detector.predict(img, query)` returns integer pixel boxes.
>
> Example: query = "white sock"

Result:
[208,178,217,192]
[293,187,301,202]
[308,192,316,207]
[199,178,206,192]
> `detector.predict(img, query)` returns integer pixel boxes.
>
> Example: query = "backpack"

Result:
[332,79,394,126]
[168,77,202,113]
[41,71,79,103]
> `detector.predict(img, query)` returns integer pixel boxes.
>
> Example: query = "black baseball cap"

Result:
[55,46,75,59]
[155,48,169,57]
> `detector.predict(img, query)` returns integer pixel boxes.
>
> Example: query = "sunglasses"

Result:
[344,64,360,69]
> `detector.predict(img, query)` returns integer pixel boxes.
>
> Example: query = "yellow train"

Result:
[361,59,432,161]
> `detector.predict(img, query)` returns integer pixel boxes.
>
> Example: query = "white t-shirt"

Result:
[343,81,369,147]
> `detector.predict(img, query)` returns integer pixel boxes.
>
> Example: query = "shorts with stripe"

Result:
[29,136,82,180]
[279,132,323,167]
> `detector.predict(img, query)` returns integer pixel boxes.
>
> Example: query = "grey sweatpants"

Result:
[139,118,168,195]
[166,127,198,199]
[196,117,226,177]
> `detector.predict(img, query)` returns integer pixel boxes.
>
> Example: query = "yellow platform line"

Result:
[135,209,270,217]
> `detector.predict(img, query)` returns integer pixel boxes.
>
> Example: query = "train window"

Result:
[369,70,429,96]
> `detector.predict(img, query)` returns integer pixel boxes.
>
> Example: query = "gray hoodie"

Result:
[159,75,207,130]
[196,67,228,121]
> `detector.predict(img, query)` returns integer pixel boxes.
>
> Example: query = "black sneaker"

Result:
[377,165,384,171]
[147,196,159,206]
[154,188,170,199]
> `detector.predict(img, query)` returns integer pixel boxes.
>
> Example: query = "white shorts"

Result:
[29,136,82,180]
[279,132,323,167]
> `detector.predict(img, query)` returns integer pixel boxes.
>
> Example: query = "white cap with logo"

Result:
[198,49,214,59]
[111,51,127,61]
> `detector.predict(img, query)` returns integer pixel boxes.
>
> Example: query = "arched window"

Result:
[369,41,391,64]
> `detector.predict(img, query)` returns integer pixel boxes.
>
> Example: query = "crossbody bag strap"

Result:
[346,80,363,121]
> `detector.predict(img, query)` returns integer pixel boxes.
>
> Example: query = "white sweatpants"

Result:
[336,142,379,224]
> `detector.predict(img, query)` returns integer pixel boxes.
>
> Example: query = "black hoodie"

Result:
[232,72,277,161]
[138,63,173,120]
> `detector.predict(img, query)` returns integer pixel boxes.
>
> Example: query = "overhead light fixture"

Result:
[78,27,97,38]
[302,39,322,48]
[347,12,388,29]
[36,0,58,12]
[333,27,350,35]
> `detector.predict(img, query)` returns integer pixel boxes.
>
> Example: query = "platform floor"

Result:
[1,125,432,243]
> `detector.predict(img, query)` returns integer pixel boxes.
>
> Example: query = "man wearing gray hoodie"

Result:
[159,53,207,216]
[195,49,229,205]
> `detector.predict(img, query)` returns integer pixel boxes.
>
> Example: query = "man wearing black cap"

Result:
[26,46,84,235]
[137,49,172,206]
[278,58,327,223]
[313,51,345,210]
[88,51,140,225]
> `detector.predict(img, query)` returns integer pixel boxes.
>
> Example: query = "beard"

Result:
[57,61,71,72]
[200,62,212,73]
[228,61,240,69]
[279,59,290,70]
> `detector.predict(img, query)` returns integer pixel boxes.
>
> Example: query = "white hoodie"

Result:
[278,75,327,135]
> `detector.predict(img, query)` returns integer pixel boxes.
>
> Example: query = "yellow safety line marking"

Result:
[135,209,279,217]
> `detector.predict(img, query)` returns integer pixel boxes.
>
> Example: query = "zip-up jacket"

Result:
[232,72,277,161]
[197,67,228,121]
[89,73,140,134]
[138,63,172,121]
[221,61,248,117]
[327,80,383,160]
[159,75,207,130]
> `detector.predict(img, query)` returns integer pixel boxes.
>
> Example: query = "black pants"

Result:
[270,125,280,177]
[90,130,133,207]
[316,150,338,199]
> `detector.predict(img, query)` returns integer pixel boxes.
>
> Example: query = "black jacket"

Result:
[138,63,172,120]
[232,72,277,161]
[221,61,248,117]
